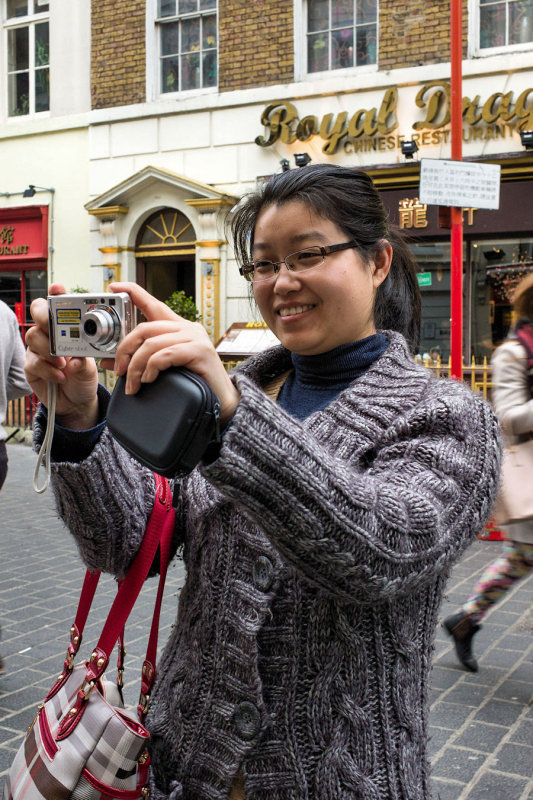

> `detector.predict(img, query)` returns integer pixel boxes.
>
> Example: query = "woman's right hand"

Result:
[24,284,100,430]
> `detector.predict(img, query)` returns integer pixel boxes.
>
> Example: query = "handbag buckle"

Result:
[138,692,150,714]
[80,679,96,701]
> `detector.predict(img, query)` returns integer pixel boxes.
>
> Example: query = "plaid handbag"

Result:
[3,473,175,800]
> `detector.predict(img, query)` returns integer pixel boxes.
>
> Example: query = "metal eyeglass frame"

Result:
[239,240,359,282]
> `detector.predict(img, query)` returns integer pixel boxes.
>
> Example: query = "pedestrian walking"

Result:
[444,273,533,672]
[0,298,32,674]
[24,164,501,800]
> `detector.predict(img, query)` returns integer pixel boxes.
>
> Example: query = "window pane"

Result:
[203,49,217,87]
[200,0,216,8]
[161,55,179,92]
[7,0,28,18]
[480,3,506,47]
[356,22,376,64]
[8,71,29,115]
[35,21,49,66]
[0,273,22,315]
[509,0,533,43]
[159,0,176,16]
[161,21,180,55]
[471,238,533,358]
[356,0,377,24]
[8,27,29,71]
[308,32,329,71]
[181,17,200,51]
[331,27,353,68]
[179,0,197,12]
[35,66,49,111]
[332,0,353,28]
[25,270,47,324]
[308,0,329,32]
[35,0,49,10]
[203,13,217,47]
[181,52,200,89]
[411,242,454,362]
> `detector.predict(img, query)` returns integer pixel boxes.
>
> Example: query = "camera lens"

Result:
[83,319,98,336]
[83,306,120,350]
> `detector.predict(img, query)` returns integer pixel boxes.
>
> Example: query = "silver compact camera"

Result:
[48,293,134,357]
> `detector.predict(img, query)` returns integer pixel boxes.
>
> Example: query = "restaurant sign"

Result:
[255,81,533,155]
[0,206,48,262]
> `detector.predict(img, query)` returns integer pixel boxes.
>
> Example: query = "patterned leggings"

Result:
[462,541,533,624]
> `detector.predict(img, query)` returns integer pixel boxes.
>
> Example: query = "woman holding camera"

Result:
[25,165,500,800]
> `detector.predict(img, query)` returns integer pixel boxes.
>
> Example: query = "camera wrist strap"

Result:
[33,381,57,494]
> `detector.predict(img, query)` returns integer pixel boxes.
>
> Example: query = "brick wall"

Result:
[91,0,146,109]
[218,0,294,92]
[379,1,468,70]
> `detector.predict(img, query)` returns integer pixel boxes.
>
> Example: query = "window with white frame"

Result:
[306,0,377,73]
[157,0,217,93]
[478,0,533,49]
[5,0,49,116]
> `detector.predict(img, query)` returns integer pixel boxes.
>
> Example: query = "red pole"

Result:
[450,0,463,380]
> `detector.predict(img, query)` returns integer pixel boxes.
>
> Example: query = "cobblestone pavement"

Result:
[1,442,532,799]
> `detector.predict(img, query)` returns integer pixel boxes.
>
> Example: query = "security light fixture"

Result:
[520,130,533,150]
[401,140,419,159]
[280,159,290,172]
[294,153,312,167]
[23,184,55,198]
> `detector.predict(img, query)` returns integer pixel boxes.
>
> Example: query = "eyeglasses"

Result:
[239,241,358,283]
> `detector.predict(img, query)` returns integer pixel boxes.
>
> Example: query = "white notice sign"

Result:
[419,159,501,209]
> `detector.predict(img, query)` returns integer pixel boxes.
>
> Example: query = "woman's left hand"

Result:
[103,282,240,426]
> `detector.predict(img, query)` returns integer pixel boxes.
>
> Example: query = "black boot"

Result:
[443,612,480,672]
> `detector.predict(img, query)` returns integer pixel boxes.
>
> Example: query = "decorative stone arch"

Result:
[85,165,237,342]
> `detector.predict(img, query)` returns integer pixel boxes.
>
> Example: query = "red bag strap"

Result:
[65,474,175,678]
[56,474,176,738]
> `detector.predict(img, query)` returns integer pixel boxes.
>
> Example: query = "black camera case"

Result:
[106,367,220,478]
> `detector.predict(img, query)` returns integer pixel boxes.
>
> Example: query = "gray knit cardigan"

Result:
[41,331,501,800]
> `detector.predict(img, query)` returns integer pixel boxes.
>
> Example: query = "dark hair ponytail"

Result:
[230,163,421,353]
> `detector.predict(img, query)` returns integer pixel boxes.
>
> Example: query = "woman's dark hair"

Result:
[230,163,421,353]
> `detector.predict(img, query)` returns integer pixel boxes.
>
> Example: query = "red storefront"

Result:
[0,205,49,341]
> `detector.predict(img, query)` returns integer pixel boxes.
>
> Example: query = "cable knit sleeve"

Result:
[200,365,501,605]
[40,427,186,579]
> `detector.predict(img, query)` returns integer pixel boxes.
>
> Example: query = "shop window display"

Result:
[307,0,377,73]
[411,238,533,363]
[411,242,457,362]
[158,0,217,93]
[472,237,533,356]
[0,269,46,339]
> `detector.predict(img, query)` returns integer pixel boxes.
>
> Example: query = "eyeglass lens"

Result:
[249,247,324,282]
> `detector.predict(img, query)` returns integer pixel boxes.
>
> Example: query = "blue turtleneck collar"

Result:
[277,333,389,421]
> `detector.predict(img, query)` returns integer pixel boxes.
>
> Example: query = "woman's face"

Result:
[251,200,392,356]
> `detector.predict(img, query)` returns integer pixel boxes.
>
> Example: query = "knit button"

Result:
[233,701,261,740]
[252,556,274,591]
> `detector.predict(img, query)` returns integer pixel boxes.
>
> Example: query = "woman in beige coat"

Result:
[444,273,533,672]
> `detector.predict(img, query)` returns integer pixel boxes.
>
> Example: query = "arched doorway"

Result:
[135,207,196,304]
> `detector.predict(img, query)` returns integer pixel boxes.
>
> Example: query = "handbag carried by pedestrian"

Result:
[3,472,175,800]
